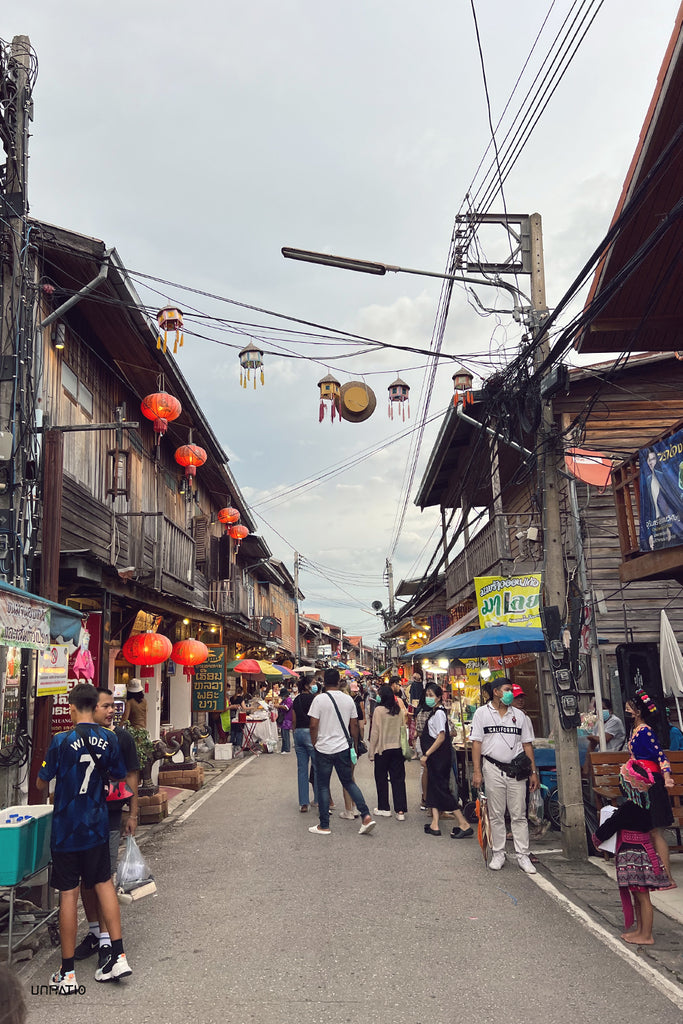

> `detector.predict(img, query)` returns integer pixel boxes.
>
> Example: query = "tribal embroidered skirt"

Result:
[616,843,668,892]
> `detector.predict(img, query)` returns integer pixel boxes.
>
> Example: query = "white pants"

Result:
[482,760,530,856]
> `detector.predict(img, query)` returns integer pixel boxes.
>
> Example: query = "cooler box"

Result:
[29,805,53,874]
[0,807,35,886]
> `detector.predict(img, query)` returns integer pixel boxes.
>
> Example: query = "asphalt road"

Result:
[20,752,683,1024]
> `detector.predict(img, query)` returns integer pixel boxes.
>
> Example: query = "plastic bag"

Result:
[528,787,545,826]
[116,836,151,886]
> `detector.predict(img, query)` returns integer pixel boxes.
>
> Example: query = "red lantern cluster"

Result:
[217,507,240,526]
[122,632,172,677]
[175,444,207,484]
[141,392,182,443]
[171,639,209,679]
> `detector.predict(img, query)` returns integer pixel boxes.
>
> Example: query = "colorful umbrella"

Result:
[273,664,297,677]
[344,668,360,678]
[257,660,283,676]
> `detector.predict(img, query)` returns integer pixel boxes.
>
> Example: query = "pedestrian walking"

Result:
[593,759,671,945]
[36,683,133,992]
[278,685,293,753]
[307,668,376,836]
[368,684,408,820]
[419,682,472,837]
[470,677,539,873]
[292,677,318,811]
[120,677,147,729]
[73,687,140,973]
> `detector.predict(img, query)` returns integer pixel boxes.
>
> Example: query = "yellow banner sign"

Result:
[474,575,542,629]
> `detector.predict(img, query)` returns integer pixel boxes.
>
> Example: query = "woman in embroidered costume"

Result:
[593,758,670,945]
[625,689,675,886]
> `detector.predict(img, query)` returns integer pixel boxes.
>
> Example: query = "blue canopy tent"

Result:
[403,625,548,663]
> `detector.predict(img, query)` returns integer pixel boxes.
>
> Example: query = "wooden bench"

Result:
[588,750,683,851]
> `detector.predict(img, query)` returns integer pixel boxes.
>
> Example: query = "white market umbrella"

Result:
[660,609,683,730]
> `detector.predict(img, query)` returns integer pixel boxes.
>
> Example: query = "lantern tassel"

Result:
[319,400,324,423]
[157,334,162,350]
[260,368,264,386]
[179,332,184,349]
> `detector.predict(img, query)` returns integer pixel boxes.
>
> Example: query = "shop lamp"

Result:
[438,659,449,669]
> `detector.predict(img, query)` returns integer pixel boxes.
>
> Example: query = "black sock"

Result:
[61,957,75,974]
[111,938,123,957]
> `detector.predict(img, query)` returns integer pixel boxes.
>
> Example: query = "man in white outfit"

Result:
[470,678,539,874]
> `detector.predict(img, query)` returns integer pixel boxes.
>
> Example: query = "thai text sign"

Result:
[474,575,542,629]
[192,645,226,711]
[37,645,69,696]
[0,591,50,649]
[639,430,683,552]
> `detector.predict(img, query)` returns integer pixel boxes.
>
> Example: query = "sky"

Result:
[3,1,680,645]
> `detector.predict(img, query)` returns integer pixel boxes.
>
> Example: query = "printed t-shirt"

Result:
[39,724,127,852]
[308,690,357,755]
[469,702,534,762]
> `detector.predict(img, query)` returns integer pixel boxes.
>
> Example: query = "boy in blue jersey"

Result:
[37,683,133,993]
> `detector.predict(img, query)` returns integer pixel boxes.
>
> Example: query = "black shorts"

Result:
[51,842,113,892]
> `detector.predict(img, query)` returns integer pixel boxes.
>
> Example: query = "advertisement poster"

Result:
[192,645,226,712]
[474,575,542,629]
[0,591,50,649]
[639,430,683,552]
[37,644,70,696]
[51,692,74,736]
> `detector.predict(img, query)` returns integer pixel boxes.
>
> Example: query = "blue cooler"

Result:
[28,805,53,874]
[0,807,35,885]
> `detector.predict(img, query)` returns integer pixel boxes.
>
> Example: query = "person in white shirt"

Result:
[470,677,539,874]
[308,668,376,837]
[587,698,626,752]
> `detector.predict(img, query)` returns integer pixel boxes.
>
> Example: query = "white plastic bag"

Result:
[116,836,150,886]
[528,787,545,826]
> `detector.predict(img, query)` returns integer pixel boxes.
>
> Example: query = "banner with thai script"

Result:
[474,575,542,629]
[0,591,50,649]
[639,430,683,552]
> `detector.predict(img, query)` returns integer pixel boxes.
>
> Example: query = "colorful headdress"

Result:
[633,688,657,714]
[619,758,656,807]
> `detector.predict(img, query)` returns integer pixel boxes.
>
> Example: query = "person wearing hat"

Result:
[470,677,539,873]
[120,678,148,730]
[511,684,526,711]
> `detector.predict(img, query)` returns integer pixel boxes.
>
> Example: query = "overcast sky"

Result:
[4,2,680,644]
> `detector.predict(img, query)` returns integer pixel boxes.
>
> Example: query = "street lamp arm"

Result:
[281,247,529,304]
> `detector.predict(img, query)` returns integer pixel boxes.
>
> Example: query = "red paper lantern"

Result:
[174,444,207,483]
[228,524,249,548]
[171,639,209,678]
[217,507,241,526]
[122,633,172,677]
[141,392,182,442]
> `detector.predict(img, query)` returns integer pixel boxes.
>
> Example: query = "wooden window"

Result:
[62,363,93,416]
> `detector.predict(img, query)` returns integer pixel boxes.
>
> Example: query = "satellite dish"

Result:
[260,616,278,634]
[371,601,383,611]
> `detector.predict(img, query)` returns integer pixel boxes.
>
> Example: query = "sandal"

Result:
[300,805,308,813]
[424,825,442,836]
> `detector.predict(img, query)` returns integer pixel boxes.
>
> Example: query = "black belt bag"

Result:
[484,752,532,781]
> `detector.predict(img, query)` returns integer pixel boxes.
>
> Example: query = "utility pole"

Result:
[530,213,587,860]
[385,558,397,667]
[293,551,300,662]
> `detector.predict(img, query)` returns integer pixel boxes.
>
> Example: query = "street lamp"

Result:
[281,247,528,307]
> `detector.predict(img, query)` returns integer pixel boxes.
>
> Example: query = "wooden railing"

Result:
[613,453,641,559]
[446,516,511,602]
[213,578,251,618]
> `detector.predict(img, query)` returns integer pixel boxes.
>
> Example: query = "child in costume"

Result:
[593,758,670,945]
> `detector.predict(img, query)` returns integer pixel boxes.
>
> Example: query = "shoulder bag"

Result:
[326,692,357,764]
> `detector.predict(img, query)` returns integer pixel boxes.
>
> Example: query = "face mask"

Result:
[375,695,381,703]
[311,685,318,695]
[602,710,610,722]
[425,696,437,707]
[501,691,514,706]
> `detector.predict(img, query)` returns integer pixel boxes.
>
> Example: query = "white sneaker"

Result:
[396,812,406,821]
[517,854,537,874]
[50,969,78,994]
[339,810,358,820]
[489,851,506,870]
[373,808,392,817]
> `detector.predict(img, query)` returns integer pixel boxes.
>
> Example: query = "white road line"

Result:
[175,758,252,824]
[531,872,683,1012]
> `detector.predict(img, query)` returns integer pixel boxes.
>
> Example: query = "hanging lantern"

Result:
[141,392,182,443]
[388,376,410,422]
[122,632,172,678]
[171,639,209,679]
[229,523,249,548]
[157,306,184,354]
[239,342,265,389]
[317,373,341,424]
[217,507,241,527]
[452,368,474,408]
[175,444,207,485]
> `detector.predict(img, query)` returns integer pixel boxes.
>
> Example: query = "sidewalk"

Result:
[531,826,683,983]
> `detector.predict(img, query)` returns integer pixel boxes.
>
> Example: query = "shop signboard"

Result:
[51,692,74,736]
[474,575,542,629]
[37,644,70,696]
[192,645,226,712]
[0,591,50,650]
[638,429,683,552]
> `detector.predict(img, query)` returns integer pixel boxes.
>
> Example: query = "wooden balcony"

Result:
[446,516,512,604]
[212,578,251,619]
[613,450,683,585]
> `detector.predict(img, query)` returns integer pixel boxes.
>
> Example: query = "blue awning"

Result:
[0,579,84,645]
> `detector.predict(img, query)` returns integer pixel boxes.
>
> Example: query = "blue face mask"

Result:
[602,710,609,722]
[311,684,319,695]
[375,695,381,703]
[501,690,514,706]
[425,696,437,707]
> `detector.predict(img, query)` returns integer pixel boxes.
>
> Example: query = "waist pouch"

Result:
[485,752,532,780]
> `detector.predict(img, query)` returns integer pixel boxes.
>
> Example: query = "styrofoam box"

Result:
[0,807,35,886]
[214,743,233,760]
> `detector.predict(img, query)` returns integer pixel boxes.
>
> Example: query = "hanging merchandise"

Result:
[72,630,95,681]
[122,632,173,678]
[239,342,265,388]
[452,368,474,408]
[388,376,410,421]
[157,306,184,354]
[317,373,341,424]
[229,524,249,548]
[339,381,376,423]
[171,639,210,679]
[217,507,240,527]
[175,444,207,485]
[140,392,182,443]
